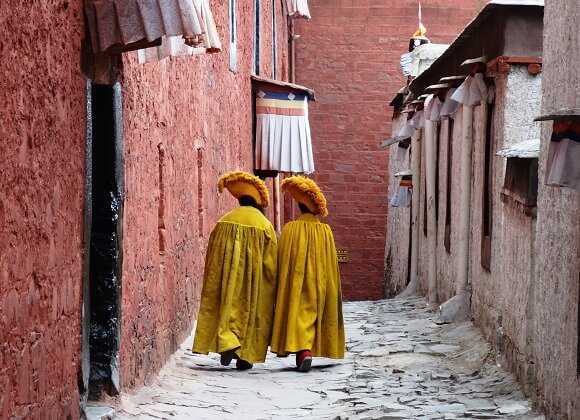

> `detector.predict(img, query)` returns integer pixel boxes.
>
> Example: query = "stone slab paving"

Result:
[111,297,544,420]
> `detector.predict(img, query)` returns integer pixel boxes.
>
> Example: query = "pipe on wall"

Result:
[273,175,281,234]
[435,104,473,324]
[409,129,423,288]
[424,118,438,305]
[456,104,474,294]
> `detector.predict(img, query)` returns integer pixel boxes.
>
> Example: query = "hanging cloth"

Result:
[284,0,311,19]
[451,76,473,105]
[440,88,459,118]
[390,175,413,207]
[410,110,425,129]
[467,73,488,106]
[255,90,315,174]
[85,0,221,55]
[427,97,444,121]
[137,0,221,62]
[397,120,414,139]
[546,120,580,189]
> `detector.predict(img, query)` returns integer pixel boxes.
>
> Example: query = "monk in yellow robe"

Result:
[192,171,277,370]
[271,176,345,372]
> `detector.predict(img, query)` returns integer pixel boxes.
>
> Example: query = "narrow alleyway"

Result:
[108,297,543,419]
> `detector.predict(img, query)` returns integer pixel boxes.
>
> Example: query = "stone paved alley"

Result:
[106,297,543,419]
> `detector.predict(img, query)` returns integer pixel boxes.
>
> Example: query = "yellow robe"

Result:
[192,206,277,364]
[270,213,345,358]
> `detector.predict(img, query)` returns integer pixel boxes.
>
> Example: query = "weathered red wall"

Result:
[1,0,289,416]
[0,1,86,418]
[294,0,481,300]
[118,1,289,387]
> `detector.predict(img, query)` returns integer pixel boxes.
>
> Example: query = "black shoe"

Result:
[236,359,253,370]
[220,349,235,366]
[296,350,312,372]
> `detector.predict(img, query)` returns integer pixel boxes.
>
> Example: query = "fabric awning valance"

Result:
[496,139,540,158]
[84,0,221,54]
[285,0,311,19]
[253,78,315,174]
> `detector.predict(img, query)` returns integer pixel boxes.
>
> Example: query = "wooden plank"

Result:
[380,136,409,148]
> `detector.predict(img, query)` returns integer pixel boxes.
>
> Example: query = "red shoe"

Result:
[296,350,312,372]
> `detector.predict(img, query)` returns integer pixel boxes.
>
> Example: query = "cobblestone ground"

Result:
[111,297,543,419]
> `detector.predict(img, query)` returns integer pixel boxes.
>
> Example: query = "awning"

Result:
[496,139,540,158]
[450,72,488,107]
[285,0,311,19]
[84,0,221,54]
[380,135,410,149]
[395,169,412,177]
[534,107,580,122]
[253,77,315,174]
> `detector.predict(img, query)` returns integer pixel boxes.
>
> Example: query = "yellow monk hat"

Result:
[281,176,328,216]
[218,171,270,208]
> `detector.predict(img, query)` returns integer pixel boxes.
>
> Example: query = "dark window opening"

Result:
[423,123,441,239]
[444,118,454,253]
[435,121,441,224]
[481,102,494,271]
[272,0,277,79]
[501,157,539,216]
[254,0,261,75]
[577,271,580,375]
[83,82,124,398]
[229,0,237,72]
[423,168,427,237]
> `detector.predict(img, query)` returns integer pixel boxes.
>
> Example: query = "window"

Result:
[435,121,441,224]
[84,81,124,396]
[424,123,441,238]
[501,157,538,216]
[444,118,454,253]
[229,0,237,72]
[577,271,580,374]
[254,0,261,75]
[272,0,277,79]
[423,169,427,237]
[481,102,494,271]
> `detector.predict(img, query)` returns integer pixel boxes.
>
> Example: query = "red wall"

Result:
[0,1,86,418]
[1,0,289,417]
[294,0,481,300]
[118,1,289,387]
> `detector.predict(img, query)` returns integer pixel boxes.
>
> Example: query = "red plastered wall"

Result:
[0,1,86,418]
[118,0,289,388]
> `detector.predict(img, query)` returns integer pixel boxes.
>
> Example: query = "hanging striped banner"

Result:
[255,89,314,174]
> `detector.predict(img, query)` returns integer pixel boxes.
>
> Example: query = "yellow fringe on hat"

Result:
[281,176,328,216]
[218,171,270,208]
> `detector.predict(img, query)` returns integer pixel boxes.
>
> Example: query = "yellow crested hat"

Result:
[218,171,270,208]
[281,176,328,216]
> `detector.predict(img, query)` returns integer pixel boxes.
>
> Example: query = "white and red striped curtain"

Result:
[254,90,314,174]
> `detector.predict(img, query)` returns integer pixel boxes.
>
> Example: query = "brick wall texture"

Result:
[0,0,287,418]
[294,0,482,300]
